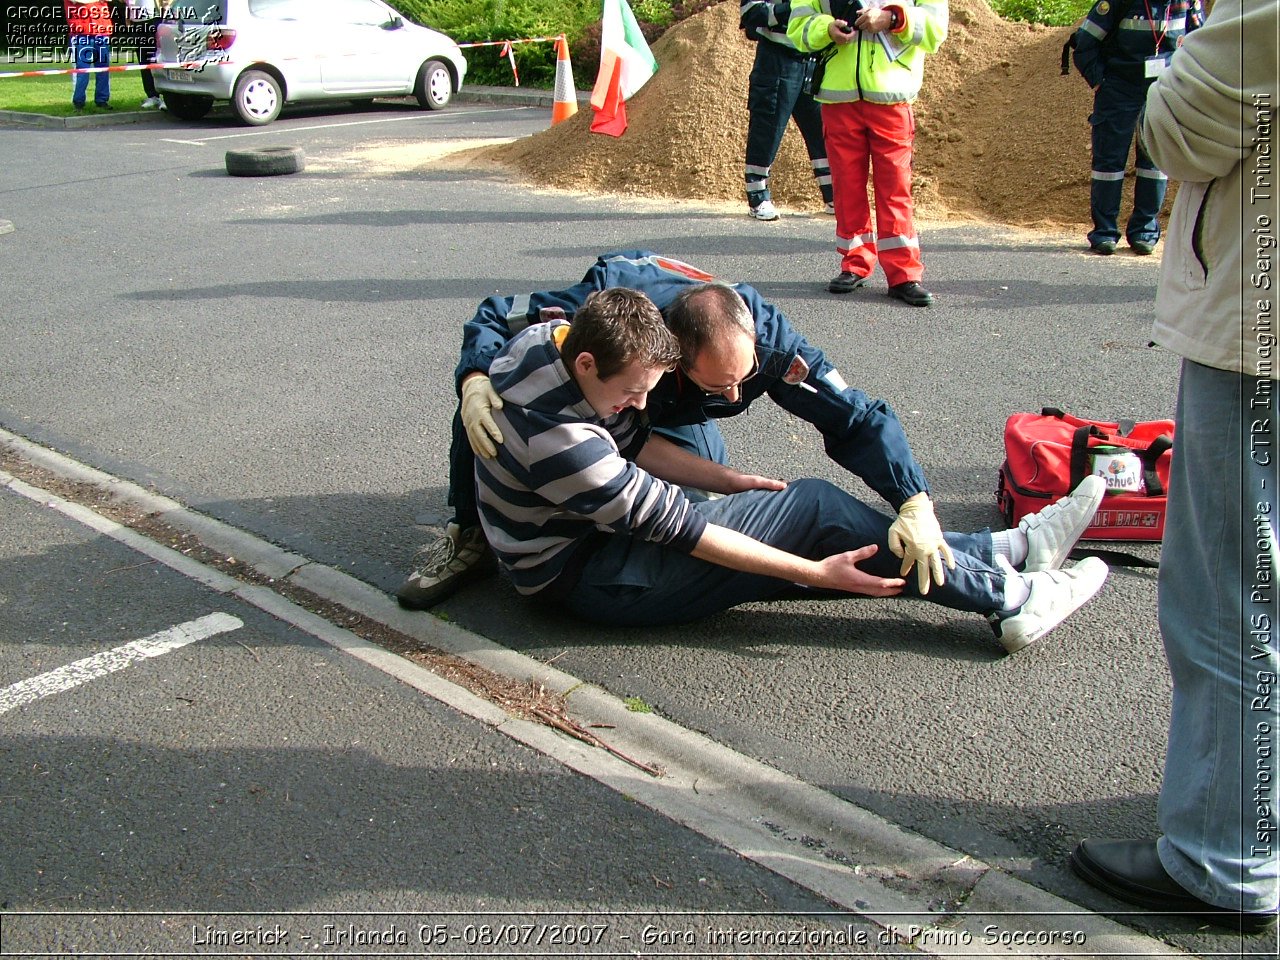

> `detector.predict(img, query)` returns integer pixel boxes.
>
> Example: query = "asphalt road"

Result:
[0,98,1265,957]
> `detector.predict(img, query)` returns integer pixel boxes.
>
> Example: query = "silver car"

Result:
[154,0,467,125]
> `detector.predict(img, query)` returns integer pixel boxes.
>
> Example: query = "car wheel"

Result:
[414,60,452,110]
[163,93,214,121]
[233,69,283,126]
[225,146,304,177]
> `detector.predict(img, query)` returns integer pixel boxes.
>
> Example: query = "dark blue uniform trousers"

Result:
[745,41,833,207]
[1089,75,1167,247]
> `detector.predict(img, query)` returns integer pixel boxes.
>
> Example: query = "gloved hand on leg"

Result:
[887,492,955,595]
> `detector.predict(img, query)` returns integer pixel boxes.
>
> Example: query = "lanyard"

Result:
[1142,0,1171,52]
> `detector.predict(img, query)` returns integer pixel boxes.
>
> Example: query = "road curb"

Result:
[0,426,1182,957]
[0,85,568,128]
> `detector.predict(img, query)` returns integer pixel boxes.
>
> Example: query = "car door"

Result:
[244,0,324,97]
[314,0,409,94]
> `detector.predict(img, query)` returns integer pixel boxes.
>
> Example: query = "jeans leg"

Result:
[563,479,1006,627]
[1156,361,1280,913]
[71,39,90,106]
[93,37,111,105]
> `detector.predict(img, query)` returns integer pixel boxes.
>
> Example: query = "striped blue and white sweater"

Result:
[475,321,708,596]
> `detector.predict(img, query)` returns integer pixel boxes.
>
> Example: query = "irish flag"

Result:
[590,0,658,137]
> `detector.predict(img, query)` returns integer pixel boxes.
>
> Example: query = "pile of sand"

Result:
[487,0,1103,228]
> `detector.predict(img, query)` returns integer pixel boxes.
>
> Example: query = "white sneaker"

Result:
[141,96,163,110]
[993,557,1109,654]
[823,201,836,215]
[1020,475,1106,572]
[749,200,779,221]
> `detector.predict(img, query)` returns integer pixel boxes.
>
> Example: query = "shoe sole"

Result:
[999,558,1108,654]
[888,291,933,307]
[1024,476,1106,572]
[1069,847,1278,933]
[828,277,868,294]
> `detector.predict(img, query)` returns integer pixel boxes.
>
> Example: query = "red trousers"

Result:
[822,100,923,286]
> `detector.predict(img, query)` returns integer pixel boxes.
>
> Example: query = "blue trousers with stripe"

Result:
[1088,75,1167,247]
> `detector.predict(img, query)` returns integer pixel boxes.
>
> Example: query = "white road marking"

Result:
[0,612,242,715]
[157,106,510,145]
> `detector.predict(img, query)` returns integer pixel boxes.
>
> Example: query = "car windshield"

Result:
[164,2,227,24]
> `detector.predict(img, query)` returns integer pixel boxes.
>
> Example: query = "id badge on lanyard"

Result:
[1145,54,1172,77]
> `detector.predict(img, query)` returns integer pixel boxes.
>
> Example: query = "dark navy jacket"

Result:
[455,250,928,511]
[1073,0,1203,87]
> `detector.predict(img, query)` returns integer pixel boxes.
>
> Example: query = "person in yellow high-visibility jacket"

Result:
[789,1,947,306]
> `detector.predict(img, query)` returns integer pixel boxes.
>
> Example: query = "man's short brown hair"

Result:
[561,288,681,379]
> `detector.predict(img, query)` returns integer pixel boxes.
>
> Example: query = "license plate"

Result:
[167,69,195,82]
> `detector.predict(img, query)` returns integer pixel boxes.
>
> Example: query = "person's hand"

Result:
[460,374,504,459]
[814,544,905,596]
[724,473,787,493]
[886,493,955,595]
[855,8,895,33]
[828,19,857,44]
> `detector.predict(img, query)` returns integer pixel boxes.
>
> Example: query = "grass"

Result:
[0,61,150,116]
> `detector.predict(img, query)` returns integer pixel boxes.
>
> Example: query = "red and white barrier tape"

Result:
[0,34,569,85]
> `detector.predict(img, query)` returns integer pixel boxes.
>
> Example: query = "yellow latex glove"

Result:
[461,374,504,459]
[886,493,955,595]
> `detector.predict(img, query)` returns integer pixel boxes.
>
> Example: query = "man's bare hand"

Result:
[724,473,787,493]
[813,544,905,597]
[855,8,895,33]
[828,19,857,44]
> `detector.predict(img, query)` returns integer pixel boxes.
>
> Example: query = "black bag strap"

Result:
[1137,434,1172,496]
[1070,423,1108,489]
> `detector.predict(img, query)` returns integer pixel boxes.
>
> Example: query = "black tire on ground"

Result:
[414,60,452,110]
[224,146,304,177]
[232,69,283,125]
[163,92,214,120]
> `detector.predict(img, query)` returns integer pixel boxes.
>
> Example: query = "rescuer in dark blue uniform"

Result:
[397,251,938,609]
[739,1,834,220]
[1072,0,1203,255]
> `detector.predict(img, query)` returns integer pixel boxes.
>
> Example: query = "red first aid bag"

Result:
[997,407,1174,541]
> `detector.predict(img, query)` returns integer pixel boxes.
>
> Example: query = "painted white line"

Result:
[0,612,242,716]
[156,106,508,145]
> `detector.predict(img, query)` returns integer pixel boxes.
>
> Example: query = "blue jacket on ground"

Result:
[455,250,929,512]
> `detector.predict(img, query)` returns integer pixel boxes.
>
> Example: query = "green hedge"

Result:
[988,0,1095,27]
[391,0,1085,88]
[389,0,707,88]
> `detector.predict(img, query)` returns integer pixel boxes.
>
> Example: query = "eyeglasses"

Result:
[681,350,760,396]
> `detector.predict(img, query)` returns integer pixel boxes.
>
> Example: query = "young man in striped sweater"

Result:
[475,286,1110,654]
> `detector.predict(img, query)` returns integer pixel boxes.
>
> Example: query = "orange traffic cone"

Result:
[551,36,578,125]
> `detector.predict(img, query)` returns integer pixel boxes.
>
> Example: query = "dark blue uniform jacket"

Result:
[455,251,928,511]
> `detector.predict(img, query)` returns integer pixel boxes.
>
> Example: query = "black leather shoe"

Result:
[828,271,868,294]
[1069,839,1277,933]
[1089,239,1117,255]
[1130,239,1156,255]
[887,281,934,307]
